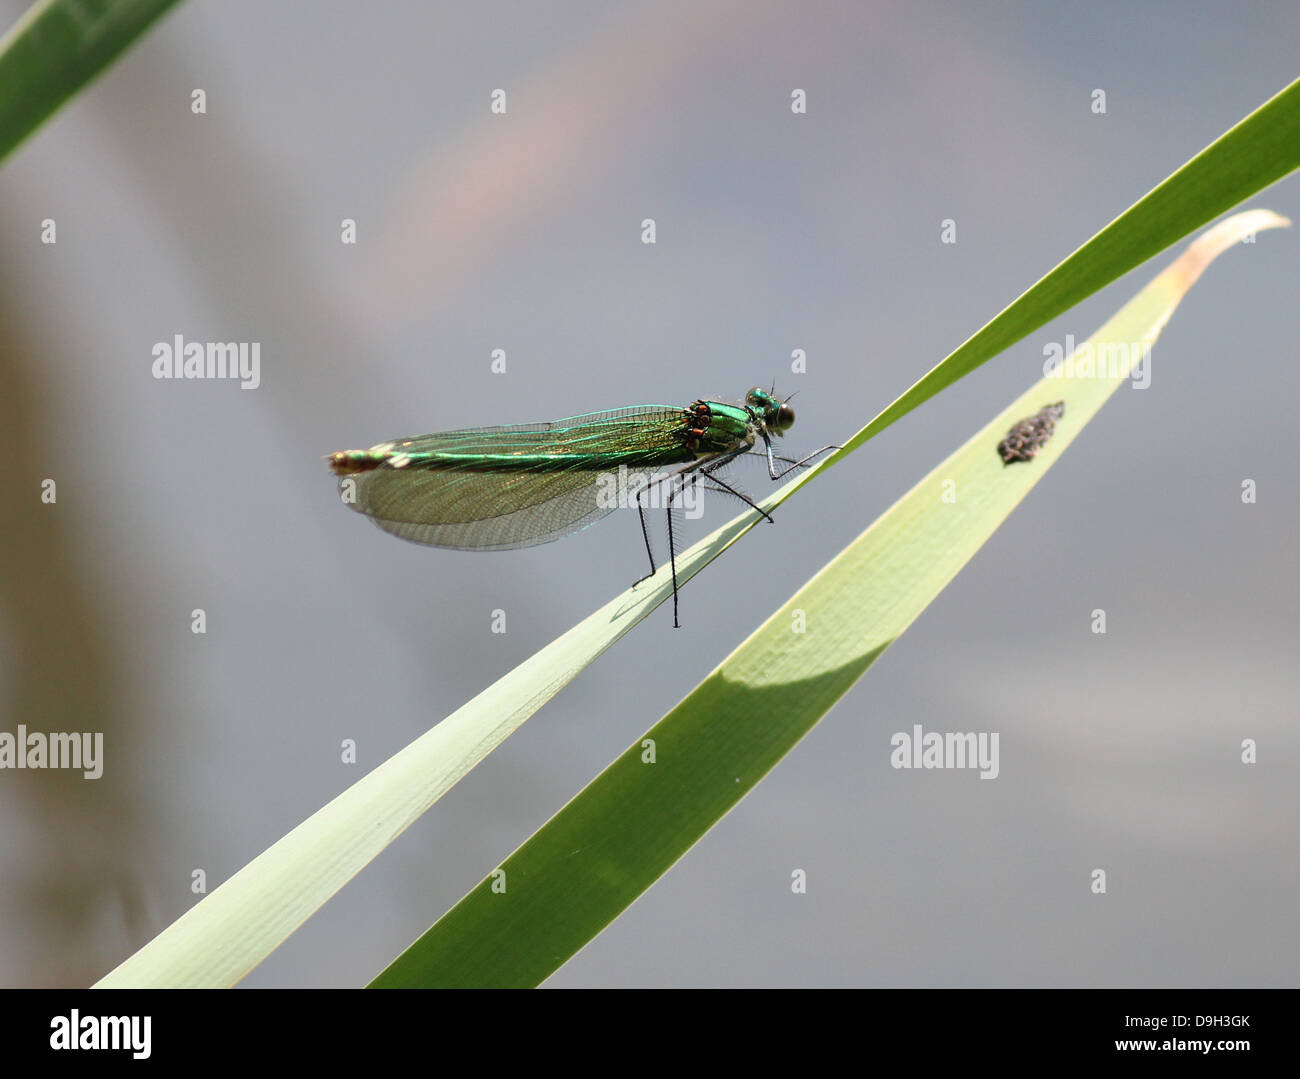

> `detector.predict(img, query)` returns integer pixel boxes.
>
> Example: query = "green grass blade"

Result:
[371,210,1288,988]
[830,74,1300,459]
[0,0,182,166]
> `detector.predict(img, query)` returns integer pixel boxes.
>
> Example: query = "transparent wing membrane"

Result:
[337,406,709,550]
[344,460,676,550]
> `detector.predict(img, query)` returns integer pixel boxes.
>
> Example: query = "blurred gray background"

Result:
[1,0,1296,988]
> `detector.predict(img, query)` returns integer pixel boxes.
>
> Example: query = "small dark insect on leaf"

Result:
[997,402,1065,465]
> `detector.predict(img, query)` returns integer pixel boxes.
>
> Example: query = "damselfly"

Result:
[329,387,836,625]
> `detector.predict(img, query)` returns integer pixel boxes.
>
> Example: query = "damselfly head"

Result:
[745,387,795,436]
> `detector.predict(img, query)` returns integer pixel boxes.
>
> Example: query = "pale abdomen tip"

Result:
[328,450,381,475]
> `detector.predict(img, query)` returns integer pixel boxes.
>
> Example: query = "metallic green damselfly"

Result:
[329,387,835,626]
